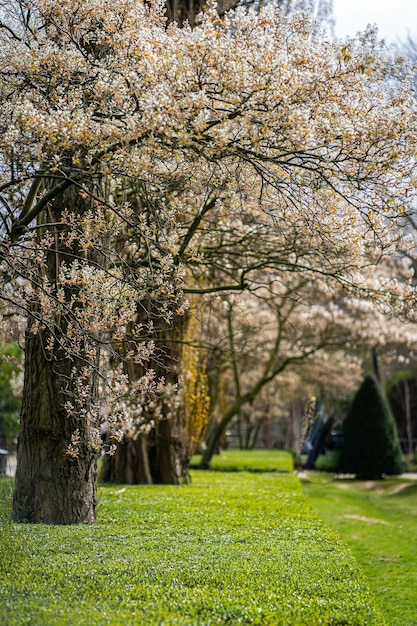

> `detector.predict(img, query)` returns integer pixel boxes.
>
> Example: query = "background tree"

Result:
[387,370,417,454]
[164,0,334,29]
[198,256,417,467]
[397,36,417,92]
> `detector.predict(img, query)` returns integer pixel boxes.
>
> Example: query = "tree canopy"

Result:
[0,0,416,522]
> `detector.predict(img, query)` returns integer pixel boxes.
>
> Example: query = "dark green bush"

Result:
[339,376,405,479]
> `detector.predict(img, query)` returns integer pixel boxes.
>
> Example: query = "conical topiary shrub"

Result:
[339,376,405,479]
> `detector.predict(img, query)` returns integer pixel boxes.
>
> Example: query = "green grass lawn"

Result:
[302,472,417,626]
[191,448,294,473]
[0,455,382,625]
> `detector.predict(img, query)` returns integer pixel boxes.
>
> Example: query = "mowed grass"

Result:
[191,448,294,473]
[0,454,382,625]
[302,473,417,626]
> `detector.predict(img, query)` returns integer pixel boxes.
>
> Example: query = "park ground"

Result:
[1,450,417,625]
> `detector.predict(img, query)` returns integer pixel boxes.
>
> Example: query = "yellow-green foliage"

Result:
[182,303,211,456]
[0,461,383,625]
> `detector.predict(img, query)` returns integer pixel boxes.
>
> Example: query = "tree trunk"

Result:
[244,419,252,449]
[100,305,190,485]
[262,417,272,449]
[199,417,227,468]
[100,415,190,485]
[13,185,100,524]
[149,417,190,484]
[249,419,262,449]
[237,413,243,449]
[404,377,413,455]
[13,330,98,524]
[165,0,240,27]
[100,435,152,484]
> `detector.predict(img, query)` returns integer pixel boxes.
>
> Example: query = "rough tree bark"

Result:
[13,329,98,524]
[100,416,190,485]
[13,188,99,524]
[149,413,190,483]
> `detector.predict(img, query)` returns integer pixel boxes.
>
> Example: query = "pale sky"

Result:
[333,0,417,44]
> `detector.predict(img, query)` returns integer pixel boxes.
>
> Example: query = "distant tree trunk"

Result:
[245,422,252,449]
[165,0,238,27]
[101,308,190,485]
[249,419,262,449]
[262,417,272,449]
[285,404,303,452]
[13,328,98,524]
[237,413,243,449]
[404,377,413,455]
[200,419,226,468]
[164,0,333,27]
[101,402,190,485]
[244,411,253,449]
[100,435,152,484]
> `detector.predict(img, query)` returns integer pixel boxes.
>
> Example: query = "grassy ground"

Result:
[191,448,294,472]
[302,472,417,626]
[0,454,382,625]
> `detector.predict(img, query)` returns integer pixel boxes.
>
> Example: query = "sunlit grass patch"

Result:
[0,468,382,625]
[191,448,294,473]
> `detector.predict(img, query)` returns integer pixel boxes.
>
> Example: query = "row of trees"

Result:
[1,0,416,523]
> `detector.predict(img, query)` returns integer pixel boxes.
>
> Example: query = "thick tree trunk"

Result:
[13,330,98,524]
[100,304,190,485]
[100,435,152,484]
[149,416,190,484]
[100,408,190,484]
[13,185,100,525]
